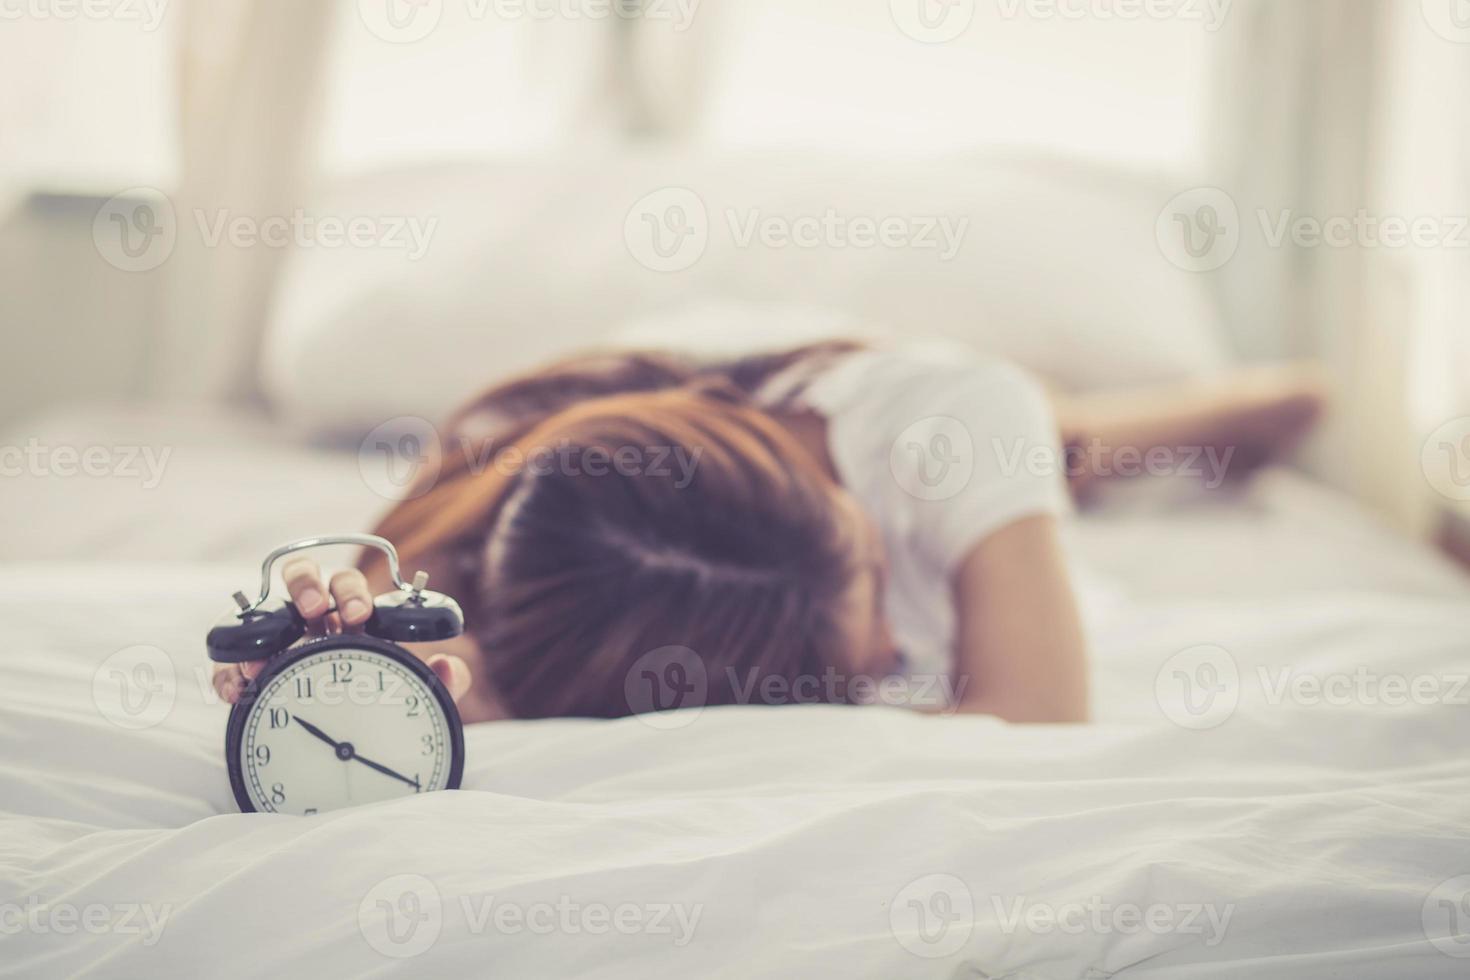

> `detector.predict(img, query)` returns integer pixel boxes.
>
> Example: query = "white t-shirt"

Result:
[762,343,1071,684]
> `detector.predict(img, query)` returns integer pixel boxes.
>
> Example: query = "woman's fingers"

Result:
[426,654,472,705]
[282,558,335,635]
[282,557,328,615]
[283,559,373,635]
[212,660,270,703]
[212,562,384,708]
[329,569,374,632]
[212,663,244,703]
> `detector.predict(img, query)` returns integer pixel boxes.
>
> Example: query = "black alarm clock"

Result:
[207,534,465,815]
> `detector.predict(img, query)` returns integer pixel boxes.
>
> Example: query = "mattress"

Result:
[2,408,1468,978]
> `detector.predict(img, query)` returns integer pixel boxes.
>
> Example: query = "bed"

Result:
[1,405,1468,979]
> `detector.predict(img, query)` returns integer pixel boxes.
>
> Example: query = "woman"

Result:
[212,341,1323,724]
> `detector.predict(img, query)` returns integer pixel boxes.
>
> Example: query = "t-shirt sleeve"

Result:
[806,346,1071,574]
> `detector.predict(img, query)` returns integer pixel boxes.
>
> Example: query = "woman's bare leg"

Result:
[1049,364,1328,500]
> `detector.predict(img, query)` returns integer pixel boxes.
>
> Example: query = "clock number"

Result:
[405,694,421,717]
[421,734,434,755]
[269,707,290,729]
[295,675,313,699]
[270,783,286,805]
[255,745,272,766]
[304,808,318,816]
[331,661,353,684]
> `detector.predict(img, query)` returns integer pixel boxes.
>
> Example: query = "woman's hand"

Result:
[210,558,473,706]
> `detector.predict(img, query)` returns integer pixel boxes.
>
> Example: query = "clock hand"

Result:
[294,714,419,789]
[292,715,343,751]
[349,751,422,791]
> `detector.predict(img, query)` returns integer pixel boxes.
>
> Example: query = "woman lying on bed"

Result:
[213,342,1323,724]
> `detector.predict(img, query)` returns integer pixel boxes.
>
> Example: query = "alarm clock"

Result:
[207,534,466,815]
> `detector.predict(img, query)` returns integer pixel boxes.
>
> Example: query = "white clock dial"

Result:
[235,644,457,815]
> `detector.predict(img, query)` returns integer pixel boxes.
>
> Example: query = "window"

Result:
[0,10,177,195]
[674,0,1218,168]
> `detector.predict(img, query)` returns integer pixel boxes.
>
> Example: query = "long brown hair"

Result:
[365,343,867,719]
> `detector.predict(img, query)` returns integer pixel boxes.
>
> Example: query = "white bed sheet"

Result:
[1,409,1469,978]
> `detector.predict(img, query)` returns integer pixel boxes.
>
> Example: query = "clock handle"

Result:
[240,534,410,614]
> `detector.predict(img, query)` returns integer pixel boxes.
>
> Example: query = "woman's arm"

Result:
[1051,364,1327,500]
[943,363,1325,719]
[949,514,1089,722]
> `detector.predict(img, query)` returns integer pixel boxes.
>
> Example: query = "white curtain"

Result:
[1210,0,1468,534]
[1373,1,1470,534]
[152,0,336,403]
[155,2,641,403]
[1371,4,1470,428]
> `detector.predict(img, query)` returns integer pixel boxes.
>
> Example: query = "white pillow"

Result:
[262,152,1229,437]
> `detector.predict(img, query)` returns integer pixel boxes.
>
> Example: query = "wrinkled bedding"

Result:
[1,410,1468,978]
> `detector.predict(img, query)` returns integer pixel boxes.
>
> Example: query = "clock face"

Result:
[226,636,464,815]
